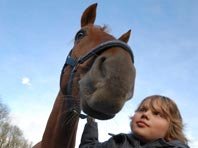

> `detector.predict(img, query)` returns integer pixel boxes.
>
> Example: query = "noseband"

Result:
[60,40,134,118]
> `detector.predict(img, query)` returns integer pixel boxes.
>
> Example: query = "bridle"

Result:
[60,40,134,119]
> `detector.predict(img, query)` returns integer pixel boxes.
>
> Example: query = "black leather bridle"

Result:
[60,40,134,119]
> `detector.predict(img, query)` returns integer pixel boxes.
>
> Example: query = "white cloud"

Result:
[21,77,31,86]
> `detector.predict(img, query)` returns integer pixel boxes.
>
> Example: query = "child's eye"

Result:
[153,111,160,115]
[138,107,147,112]
[153,111,164,118]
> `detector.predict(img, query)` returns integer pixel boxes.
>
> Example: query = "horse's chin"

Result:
[81,99,115,120]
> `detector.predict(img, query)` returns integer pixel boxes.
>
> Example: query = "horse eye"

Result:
[75,30,86,41]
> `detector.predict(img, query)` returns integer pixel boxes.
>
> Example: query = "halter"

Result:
[60,40,134,119]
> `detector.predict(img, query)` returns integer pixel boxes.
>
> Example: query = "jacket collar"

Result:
[127,134,188,148]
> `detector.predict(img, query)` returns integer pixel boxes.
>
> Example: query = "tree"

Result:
[0,100,9,125]
[0,99,10,147]
[0,122,10,147]
[0,99,32,148]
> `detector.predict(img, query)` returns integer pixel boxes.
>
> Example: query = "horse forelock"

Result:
[95,24,109,33]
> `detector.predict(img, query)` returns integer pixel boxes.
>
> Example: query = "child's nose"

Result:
[141,110,151,120]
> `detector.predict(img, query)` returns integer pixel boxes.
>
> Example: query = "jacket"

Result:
[79,121,189,148]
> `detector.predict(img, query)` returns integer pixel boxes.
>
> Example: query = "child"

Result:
[79,95,189,148]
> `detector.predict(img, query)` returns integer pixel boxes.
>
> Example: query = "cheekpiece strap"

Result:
[66,55,76,67]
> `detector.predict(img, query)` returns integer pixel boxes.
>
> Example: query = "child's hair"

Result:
[135,95,188,144]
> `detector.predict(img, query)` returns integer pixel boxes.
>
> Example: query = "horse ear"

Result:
[118,29,131,43]
[81,3,97,27]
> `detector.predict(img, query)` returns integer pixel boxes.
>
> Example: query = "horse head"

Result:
[60,3,136,120]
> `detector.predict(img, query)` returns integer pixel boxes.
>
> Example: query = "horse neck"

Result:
[41,67,81,148]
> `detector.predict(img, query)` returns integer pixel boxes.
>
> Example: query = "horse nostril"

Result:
[100,56,106,62]
[98,56,106,77]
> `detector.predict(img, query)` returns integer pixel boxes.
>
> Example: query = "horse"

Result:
[33,3,136,148]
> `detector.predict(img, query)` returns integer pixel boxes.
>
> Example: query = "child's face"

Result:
[130,99,169,142]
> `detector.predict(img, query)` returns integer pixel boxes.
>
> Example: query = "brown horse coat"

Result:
[33,3,135,148]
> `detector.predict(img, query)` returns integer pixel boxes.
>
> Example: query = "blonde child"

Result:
[79,95,189,148]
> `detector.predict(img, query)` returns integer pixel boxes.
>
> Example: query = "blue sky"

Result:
[0,0,198,147]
